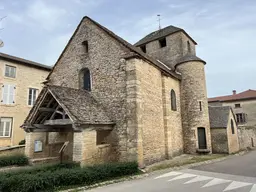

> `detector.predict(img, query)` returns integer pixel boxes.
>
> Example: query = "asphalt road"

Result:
[87,150,256,192]
[192,150,256,177]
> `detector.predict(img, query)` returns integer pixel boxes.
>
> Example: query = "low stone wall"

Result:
[210,128,228,154]
[0,145,25,156]
[238,126,256,150]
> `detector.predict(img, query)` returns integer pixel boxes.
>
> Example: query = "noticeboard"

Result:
[34,140,43,152]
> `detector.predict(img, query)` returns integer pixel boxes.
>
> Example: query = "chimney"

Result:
[233,90,236,95]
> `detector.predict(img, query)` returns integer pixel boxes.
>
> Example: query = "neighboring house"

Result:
[209,89,256,149]
[0,52,51,147]
[22,16,218,166]
[209,106,239,154]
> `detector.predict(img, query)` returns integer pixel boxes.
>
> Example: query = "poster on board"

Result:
[34,140,43,152]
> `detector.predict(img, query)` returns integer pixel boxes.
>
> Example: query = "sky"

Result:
[0,0,255,97]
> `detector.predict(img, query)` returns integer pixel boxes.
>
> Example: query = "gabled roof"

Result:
[48,85,113,124]
[134,25,197,47]
[23,85,114,127]
[46,16,181,81]
[209,106,232,128]
[208,89,256,102]
[0,52,51,70]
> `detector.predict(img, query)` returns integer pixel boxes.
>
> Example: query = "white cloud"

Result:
[9,0,67,31]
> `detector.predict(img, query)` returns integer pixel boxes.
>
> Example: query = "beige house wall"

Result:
[0,60,49,147]
[222,100,256,127]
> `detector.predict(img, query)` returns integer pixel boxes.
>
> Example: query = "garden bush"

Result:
[18,139,26,145]
[0,161,139,192]
[0,154,29,167]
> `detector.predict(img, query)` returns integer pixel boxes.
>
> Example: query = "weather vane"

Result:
[157,14,161,30]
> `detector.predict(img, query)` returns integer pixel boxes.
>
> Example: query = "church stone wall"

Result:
[126,58,183,166]
[210,128,228,153]
[48,18,131,162]
[135,59,166,165]
[177,61,212,153]
[144,32,183,67]
[162,76,183,157]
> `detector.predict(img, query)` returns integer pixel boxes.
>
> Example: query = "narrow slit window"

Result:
[159,38,167,48]
[199,101,202,111]
[231,119,235,134]
[171,89,177,111]
[187,41,191,53]
[82,41,89,53]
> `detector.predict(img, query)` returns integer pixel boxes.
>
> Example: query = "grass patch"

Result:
[0,154,29,168]
[148,154,227,172]
[0,162,139,192]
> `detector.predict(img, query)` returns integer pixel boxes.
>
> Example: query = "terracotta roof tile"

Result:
[208,89,256,102]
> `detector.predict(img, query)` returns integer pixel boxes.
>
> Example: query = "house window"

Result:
[231,119,235,134]
[187,41,191,53]
[79,68,91,91]
[1,84,15,104]
[159,38,167,48]
[199,101,202,111]
[0,117,12,137]
[235,103,241,108]
[140,45,146,53]
[28,88,38,106]
[82,40,88,53]
[236,113,247,124]
[171,89,177,111]
[5,65,16,78]
[96,130,111,145]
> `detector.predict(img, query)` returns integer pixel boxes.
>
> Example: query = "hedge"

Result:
[0,161,139,192]
[0,154,29,167]
[1,162,80,177]
[18,139,26,145]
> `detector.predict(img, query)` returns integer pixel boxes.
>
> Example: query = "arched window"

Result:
[79,68,91,91]
[231,119,235,134]
[171,89,177,111]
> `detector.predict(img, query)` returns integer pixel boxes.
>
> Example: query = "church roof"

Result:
[48,85,114,125]
[134,25,197,46]
[174,55,206,68]
[46,16,181,81]
[208,89,256,102]
[209,106,232,128]
[23,85,114,127]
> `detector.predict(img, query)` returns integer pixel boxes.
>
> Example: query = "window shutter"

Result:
[2,85,9,104]
[9,85,15,104]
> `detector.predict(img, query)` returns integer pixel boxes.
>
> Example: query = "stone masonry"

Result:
[23,16,221,166]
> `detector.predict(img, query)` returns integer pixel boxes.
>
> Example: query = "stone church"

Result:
[22,16,213,166]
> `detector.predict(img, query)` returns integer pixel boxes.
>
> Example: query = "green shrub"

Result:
[18,139,26,145]
[0,161,138,192]
[0,154,29,167]
[1,162,80,178]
